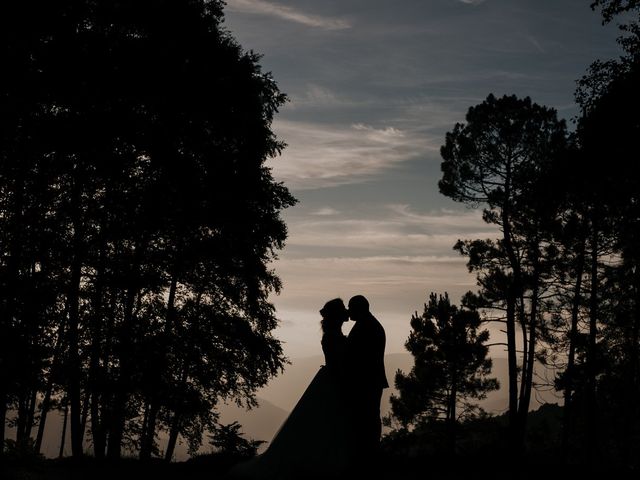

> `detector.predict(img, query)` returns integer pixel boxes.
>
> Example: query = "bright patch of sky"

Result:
[223,0,623,358]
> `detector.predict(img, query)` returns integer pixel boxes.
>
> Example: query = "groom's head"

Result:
[348,295,369,322]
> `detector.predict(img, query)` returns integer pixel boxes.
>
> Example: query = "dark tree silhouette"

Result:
[388,292,498,455]
[386,3,640,471]
[208,421,265,457]
[0,0,295,460]
[542,12,640,464]
[568,31,640,463]
[439,93,567,453]
[591,0,640,23]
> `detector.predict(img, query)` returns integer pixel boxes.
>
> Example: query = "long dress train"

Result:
[228,333,353,480]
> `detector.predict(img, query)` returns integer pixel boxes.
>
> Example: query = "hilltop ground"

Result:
[0,453,634,480]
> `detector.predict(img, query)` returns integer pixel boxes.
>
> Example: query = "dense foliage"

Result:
[0,0,295,460]
[387,2,640,467]
[388,293,498,453]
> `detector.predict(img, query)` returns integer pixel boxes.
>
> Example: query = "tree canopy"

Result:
[389,293,498,454]
[0,0,295,460]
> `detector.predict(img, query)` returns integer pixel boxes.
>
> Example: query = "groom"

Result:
[346,295,388,465]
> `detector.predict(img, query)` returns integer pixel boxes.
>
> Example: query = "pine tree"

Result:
[389,292,498,455]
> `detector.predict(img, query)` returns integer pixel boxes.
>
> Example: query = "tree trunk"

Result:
[34,388,53,455]
[107,396,127,459]
[140,402,150,454]
[164,411,181,462]
[107,244,142,459]
[141,271,179,460]
[140,402,158,460]
[80,391,91,442]
[166,272,178,333]
[97,286,118,458]
[621,262,640,465]
[518,253,540,441]
[15,358,39,449]
[16,389,29,449]
[91,392,105,458]
[24,388,37,445]
[518,298,528,410]
[0,389,6,455]
[67,250,84,457]
[35,312,68,454]
[2,170,24,447]
[59,399,69,458]
[506,292,519,450]
[140,402,160,460]
[561,239,585,461]
[0,172,25,452]
[165,364,188,462]
[448,370,458,457]
[518,288,538,443]
[500,167,524,453]
[88,245,105,458]
[106,287,138,459]
[587,222,599,463]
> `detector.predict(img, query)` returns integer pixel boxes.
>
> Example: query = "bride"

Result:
[228,298,355,479]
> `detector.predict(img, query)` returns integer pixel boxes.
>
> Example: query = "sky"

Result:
[222,0,623,359]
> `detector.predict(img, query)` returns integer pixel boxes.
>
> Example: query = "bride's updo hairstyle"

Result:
[320,298,347,333]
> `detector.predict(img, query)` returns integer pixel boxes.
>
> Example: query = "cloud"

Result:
[271,205,496,307]
[458,0,487,5]
[302,84,339,106]
[286,84,367,110]
[352,124,406,141]
[386,204,491,229]
[310,207,340,216]
[225,0,351,30]
[283,206,494,252]
[289,229,465,253]
[268,120,438,190]
[525,35,545,53]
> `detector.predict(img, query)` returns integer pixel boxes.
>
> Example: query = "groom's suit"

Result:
[346,312,388,459]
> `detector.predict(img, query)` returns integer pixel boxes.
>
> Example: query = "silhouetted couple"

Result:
[229,295,388,480]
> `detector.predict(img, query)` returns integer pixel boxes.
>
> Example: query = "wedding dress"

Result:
[228,332,354,480]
